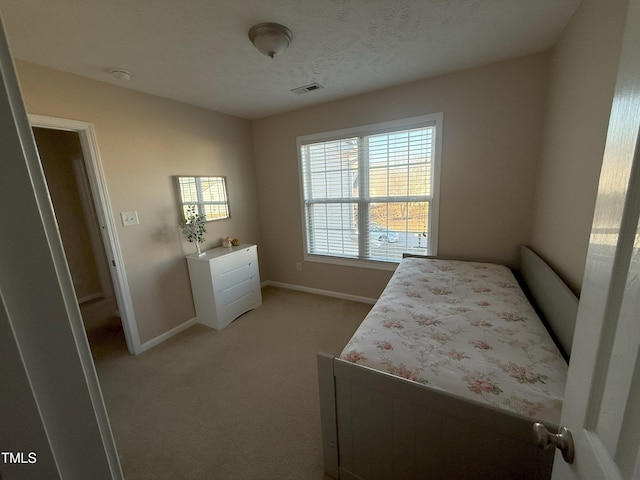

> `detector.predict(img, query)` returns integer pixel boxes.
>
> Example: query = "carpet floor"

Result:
[88,286,371,480]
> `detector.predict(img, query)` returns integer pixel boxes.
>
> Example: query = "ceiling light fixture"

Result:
[248,22,292,59]
[111,68,132,81]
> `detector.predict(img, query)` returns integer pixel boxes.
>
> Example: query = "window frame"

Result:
[297,113,443,270]
[173,175,231,223]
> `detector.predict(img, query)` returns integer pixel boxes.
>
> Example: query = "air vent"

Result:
[291,83,324,95]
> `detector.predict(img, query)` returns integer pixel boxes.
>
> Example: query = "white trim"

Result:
[138,317,199,353]
[261,280,377,305]
[304,254,398,271]
[429,112,443,256]
[78,292,104,304]
[297,114,441,145]
[28,114,143,355]
[71,155,113,300]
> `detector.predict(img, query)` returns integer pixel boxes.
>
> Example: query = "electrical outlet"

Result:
[121,211,139,226]
[296,262,302,271]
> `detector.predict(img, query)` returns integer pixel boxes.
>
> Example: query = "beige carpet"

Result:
[88,286,371,480]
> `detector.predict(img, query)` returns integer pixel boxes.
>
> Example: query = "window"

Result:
[173,176,230,222]
[298,113,442,267]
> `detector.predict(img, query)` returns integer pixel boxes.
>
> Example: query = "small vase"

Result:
[196,242,204,256]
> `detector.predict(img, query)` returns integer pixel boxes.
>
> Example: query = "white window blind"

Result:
[298,114,442,266]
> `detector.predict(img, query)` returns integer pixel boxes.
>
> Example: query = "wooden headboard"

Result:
[519,246,579,358]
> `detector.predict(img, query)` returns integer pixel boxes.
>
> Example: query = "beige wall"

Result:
[16,61,261,343]
[252,53,550,299]
[530,0,629,294]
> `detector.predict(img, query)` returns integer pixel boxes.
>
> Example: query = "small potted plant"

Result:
[181,205,207,255]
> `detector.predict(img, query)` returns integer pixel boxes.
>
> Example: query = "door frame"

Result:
[70,153,114,302]
[30,114,142,355]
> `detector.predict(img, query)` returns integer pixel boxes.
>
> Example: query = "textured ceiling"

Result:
[0,0,581,120]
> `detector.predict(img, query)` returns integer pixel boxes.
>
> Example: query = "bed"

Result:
[317,246,578,480]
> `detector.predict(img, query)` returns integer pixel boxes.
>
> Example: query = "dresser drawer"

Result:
[212,260,259,293]
[210,246,256,276]
[215,274,260,306]
[217,288,262,328]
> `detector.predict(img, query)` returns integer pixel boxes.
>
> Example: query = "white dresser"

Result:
[186,244,262,330]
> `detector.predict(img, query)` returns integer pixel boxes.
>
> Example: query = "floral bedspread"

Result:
[340,257,567,426]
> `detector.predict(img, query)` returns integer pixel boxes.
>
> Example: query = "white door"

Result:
[551,0,640,477]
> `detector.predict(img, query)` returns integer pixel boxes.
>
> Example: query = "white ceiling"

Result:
[0,0,581,120]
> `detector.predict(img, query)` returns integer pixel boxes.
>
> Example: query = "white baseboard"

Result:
[78,292,104,304]
[138,317,198,354]
[261,280,377,305]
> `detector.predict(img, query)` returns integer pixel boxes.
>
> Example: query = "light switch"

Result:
[121,211,139,226]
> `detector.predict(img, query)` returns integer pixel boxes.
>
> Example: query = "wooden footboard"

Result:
[318,352,554,480]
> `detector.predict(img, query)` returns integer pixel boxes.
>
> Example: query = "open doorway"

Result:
[32,127,124,358]
[29,115,142,355]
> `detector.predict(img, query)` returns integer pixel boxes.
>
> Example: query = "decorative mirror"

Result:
[173,176,230,222]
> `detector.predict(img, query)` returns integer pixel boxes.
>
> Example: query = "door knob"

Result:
[533,423,575,464]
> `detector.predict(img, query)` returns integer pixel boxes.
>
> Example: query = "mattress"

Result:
[340,257,568,426]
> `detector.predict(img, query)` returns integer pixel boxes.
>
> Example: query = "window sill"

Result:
[303,253,400,271]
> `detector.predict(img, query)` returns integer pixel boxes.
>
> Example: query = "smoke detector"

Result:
[111,68,132,81]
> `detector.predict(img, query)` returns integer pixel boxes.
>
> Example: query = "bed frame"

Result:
[317,246,578,480]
